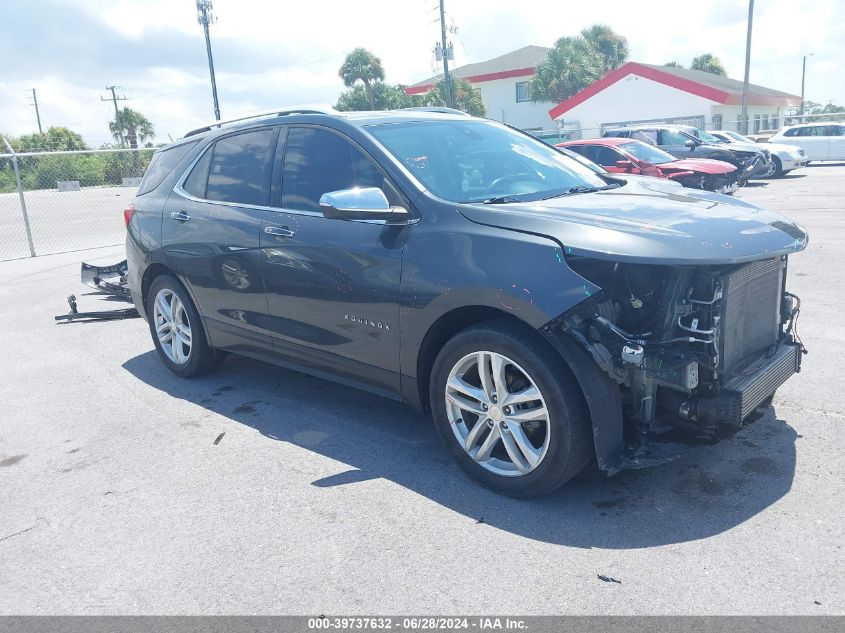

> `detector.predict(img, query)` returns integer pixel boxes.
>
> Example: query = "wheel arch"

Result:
[411,306,527,415]
[141,263,212,347]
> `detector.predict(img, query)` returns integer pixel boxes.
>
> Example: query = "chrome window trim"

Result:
[171,122,418,222]
[172,128,323,218]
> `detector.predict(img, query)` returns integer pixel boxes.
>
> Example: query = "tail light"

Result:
[123,203,135,228]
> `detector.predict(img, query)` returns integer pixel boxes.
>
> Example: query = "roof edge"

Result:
[404,67,536,95]
[549,62,733,120]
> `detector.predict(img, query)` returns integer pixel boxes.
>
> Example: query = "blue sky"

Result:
[1,0,842,145]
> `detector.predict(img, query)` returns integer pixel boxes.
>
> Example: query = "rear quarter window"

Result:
[137,141,199,195]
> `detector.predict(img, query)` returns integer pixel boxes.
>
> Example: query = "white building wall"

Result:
[554,74,718,138]
[477,78,556,131]
[711,105,785,132]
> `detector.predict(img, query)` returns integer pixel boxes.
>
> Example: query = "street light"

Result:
[799,52,814,118]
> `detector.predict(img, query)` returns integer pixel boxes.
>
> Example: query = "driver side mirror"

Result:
[319,187,409,223]
[615,159,633,170]
[684,139,697,149]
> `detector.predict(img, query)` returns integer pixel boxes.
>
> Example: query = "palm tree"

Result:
[580,24,629,71]
[339,48,386,110]
[109,108,154,176]
[530,36,604,103]
[423,78,485,116]
[109,107,155,149]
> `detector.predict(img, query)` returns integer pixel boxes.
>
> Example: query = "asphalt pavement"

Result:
[0,165,842,614]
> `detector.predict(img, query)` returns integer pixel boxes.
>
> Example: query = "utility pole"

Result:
[101,85,128,148]
[30,89,43,135]
[197,0,221,121]
[799,53,813,117]
[740,0,754,135]
[438,0,453,109]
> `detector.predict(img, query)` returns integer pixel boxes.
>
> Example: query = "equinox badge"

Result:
[344,314,390,330]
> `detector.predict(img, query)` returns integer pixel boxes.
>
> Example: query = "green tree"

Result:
[800,100,845,122]
[664,61,684,68]
[580,24,629,70]
[16,127,88,152]
[422,78,486,116]
[109,107,155,150]
[335,82,419,111]
[530,36,604,104]
[338,48,386,110]
[690,53,727,76]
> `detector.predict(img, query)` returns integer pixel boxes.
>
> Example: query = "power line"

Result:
[100,85,128,148]
[29,88,43,134]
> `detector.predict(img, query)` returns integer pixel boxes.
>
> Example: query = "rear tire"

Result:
[429,319,592,497]
[147,274,220,377]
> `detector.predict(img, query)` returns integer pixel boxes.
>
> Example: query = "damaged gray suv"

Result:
[126,107,808,497]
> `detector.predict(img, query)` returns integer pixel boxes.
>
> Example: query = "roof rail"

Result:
[398,107,470,116]
[183,105,339,138]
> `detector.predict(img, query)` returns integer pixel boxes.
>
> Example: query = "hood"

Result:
[459,177,808,266]
[719,141,766,155]
[763,142,804,156]
[661,158,736,175]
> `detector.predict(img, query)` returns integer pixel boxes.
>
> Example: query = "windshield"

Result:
[619,140,677,165]
[367,120,608,203]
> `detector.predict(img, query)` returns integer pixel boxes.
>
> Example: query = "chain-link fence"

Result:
[0,141,154,261]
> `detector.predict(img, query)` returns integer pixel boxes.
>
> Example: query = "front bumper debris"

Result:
[55,259,140,323]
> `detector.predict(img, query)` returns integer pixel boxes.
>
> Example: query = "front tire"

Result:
[766,156,783,178]
[147,274,220,377]
[430,319,592,497]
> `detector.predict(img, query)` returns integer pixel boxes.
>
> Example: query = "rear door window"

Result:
[658,129,689,145]
[138,141,198,195]
[205,128,277,206]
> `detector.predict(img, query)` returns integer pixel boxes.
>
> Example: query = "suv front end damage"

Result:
[545,254,805,472]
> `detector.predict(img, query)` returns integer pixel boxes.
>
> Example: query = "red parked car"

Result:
[558,138,739,195]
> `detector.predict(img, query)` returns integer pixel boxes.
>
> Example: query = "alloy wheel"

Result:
[153,288,193,365]
[444,351,551,477]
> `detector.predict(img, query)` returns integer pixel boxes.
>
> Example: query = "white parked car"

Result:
[710,130,808,178]
[768,123,845,162]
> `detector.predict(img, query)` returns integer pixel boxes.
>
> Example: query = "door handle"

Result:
[264,225,295,238]
[169,211,191,222]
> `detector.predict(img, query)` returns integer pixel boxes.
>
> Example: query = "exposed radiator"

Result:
[719,257,784,378]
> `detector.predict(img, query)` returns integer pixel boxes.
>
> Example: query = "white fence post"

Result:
[1,137,36,257]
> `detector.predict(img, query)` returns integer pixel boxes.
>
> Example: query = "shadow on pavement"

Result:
[123,350,797,549]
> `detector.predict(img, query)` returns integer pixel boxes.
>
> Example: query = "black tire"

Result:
[429,319,592,497]
[781,170,792,177]
[768,156,783,178]
[146,274,220,377]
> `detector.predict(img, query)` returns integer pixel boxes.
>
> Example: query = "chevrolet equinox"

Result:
[126,107,807,497]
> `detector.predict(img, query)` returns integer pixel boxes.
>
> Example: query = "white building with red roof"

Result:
[404,45,556,132]
[548,62,802,138]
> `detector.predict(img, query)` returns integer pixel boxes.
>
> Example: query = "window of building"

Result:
[770,116,779,130]
[281,127,392,213]
[515,81,531,102]
[761,114,769,130]
[712,114,723,130]
[753,115,761,133]
[205,128,277,206]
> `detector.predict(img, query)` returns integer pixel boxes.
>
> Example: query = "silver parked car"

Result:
[710,130,808,178]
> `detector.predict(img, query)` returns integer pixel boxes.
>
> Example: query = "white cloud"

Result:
[1,0,843,147]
